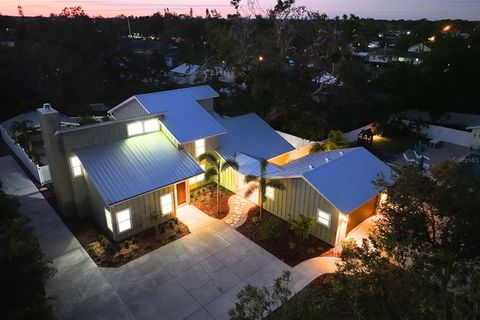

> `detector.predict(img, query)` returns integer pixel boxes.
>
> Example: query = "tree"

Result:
[310,130,349,153]
[244,159,285,220]
[0,181,55,319]
[10,120,39,152]
[198,152,239,214]
[230,270,292,320]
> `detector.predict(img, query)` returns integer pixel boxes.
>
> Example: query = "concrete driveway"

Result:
[2,155,331,320]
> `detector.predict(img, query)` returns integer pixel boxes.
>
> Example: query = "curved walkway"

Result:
[223,194,256,229]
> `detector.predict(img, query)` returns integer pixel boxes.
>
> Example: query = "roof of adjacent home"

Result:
[109,85,225,144]
[1,110,77,134]
[170,63,201,75]
[270,148,392,214]
[74,131,203,205]
[213,112,295,161]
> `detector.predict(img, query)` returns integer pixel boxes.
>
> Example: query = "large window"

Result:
[265,186,274,200]
[116,208,132,233]
[143,119,160,133]
[104,208,113,232]
[160,193,173,215]
[195,139,205,157]
[317,209,331,228]
[127,119,160,137]
[70,155,83,177]
[189,164,205,185]
[127,121,143,137]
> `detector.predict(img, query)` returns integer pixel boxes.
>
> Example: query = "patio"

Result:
[393,142,472,167]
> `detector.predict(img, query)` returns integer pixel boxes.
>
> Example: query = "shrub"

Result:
[289,214,315,240]
[259,217,281,240]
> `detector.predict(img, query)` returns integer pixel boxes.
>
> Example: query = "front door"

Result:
[176,182,187,206]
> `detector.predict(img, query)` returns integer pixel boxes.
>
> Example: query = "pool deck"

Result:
[393,142,474,167]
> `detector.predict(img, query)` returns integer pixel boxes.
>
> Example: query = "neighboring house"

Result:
[466,124,480,150]
[39,85,391,245]
[209,64,237,83]
[312,72,344,86]
[408,43,431,53]
[169,63,206,85]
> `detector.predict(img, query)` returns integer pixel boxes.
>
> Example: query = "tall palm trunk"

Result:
[217,178,220,214]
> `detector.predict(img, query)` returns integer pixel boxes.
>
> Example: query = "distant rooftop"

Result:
[1,110,77,134]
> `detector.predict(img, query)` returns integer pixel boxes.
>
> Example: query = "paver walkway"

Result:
[1,155,340,320]
[223,194,256,228]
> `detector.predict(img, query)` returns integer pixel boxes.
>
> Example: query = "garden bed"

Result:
[236,207,332,267]
[40,186,190,267]
[190,183,235,219]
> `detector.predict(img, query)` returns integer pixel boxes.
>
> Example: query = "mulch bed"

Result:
[190,183,235,219]
[40,185,190,268]
[236,207,332,267]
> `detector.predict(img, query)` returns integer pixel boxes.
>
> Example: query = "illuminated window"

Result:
[70,155,82,177]
[143,119,160,133]
[160,193,173,215]
[265,186,274,200]
[127,121,143,136]
[116,208,132,233]
[104,208,113,232]
[317,209,331,228]
[189,164,205,185]
[195,139,205,157]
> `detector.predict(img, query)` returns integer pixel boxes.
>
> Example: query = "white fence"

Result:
[277,123,374,149]
[403,120,472,147]
[0,126,52,185]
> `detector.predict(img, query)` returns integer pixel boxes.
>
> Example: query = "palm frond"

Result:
[222,159,239,172]
[244,174,258,183]
[204,167,218,182]
[267,179,286,190]
[244,183,258,198]
[197,152,218,166]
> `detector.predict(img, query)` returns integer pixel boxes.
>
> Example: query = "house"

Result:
[408,43,431,53]
[169,63,206,85]
[312,72,343,86]
[39,85,391,245]
[466,124,480,150]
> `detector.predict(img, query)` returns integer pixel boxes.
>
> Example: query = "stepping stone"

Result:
[225,218,233,224]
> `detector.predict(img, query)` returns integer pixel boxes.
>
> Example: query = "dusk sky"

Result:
[2,0,480,20]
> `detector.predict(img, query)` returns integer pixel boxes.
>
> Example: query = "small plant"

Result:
[288,241,296,250]
[252,216,259,223]
[289,214,315,241]
[259,217,281,240]
[149,211,162,239]
[98,234,115,254]
[306,247,316,255]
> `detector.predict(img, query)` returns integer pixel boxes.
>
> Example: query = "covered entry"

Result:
[346,195,378,234]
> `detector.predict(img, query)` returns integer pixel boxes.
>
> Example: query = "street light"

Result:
[257,55,264,62]
[442,24,452,32]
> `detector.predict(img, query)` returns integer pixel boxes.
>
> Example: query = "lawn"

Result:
[190,182,235,219]
[364,134,421,162]
[236,207,332,267]
[40,187,190,267]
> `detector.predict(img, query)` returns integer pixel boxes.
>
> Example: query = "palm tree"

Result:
[244,159,285,220]
[10,120,39,152]
[198,152,239,214]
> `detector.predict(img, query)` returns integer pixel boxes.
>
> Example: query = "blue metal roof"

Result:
[233,153,282,177]
[74,131,203,205]
[133,86,225,144]
[213,113,295,160]
[270,148,392,214]
[1,110,77,135]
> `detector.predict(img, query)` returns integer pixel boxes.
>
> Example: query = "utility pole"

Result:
[127,18,132,37]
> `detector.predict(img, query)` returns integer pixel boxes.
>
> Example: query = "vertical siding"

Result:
[84,170,111,235]
[182,135,219,159]
[197,98,214,112]
[219,163,237,192]
[112,99,148,120]
[110,185,176,241]
[264,178,340,245]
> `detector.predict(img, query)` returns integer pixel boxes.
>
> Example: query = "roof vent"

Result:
[308,165,314,170]
[339,151,343,155]
[43,103,51,110]
[325,158,329,162]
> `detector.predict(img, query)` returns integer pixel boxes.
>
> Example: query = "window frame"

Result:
[70,155,83,177]
[317,208,331,228]
[160,193,173,215]
[116,208,132,233]
[195,139,206,158]
[104,208,113,232]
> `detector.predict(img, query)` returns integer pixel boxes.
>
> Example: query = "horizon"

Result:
[2,0,480,20]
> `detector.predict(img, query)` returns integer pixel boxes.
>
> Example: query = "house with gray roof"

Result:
[39,85,391,245]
